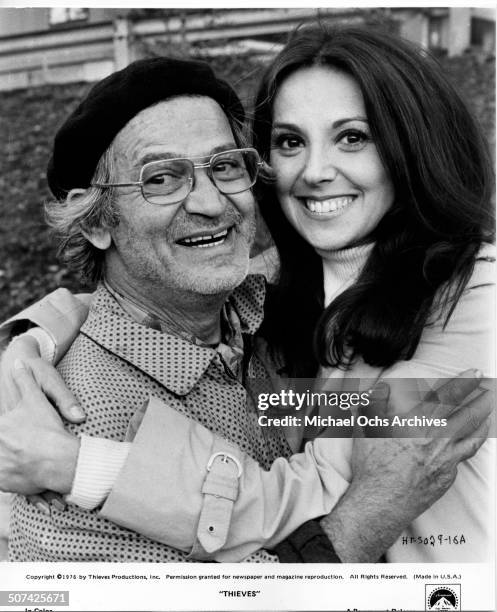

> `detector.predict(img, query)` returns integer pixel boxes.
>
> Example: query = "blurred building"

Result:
[0,7,495,92]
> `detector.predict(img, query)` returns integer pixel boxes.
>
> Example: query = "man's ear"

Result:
[68,188,113,250]
[82,227,112,250]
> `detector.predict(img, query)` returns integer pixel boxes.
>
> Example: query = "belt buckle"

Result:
[206,451,243,478]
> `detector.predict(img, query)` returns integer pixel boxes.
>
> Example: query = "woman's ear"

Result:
[82,227,112,250]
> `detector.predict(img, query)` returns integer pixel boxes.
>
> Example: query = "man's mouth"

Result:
[176,228,231,248]
[301,196,356,214]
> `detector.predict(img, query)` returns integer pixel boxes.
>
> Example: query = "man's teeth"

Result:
[181,229,229,248]
[305,196,355,214]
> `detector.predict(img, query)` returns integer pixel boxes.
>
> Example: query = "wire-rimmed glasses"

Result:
[92,147,263,206]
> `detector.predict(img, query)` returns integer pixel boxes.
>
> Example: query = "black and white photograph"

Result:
[0,4,495,611]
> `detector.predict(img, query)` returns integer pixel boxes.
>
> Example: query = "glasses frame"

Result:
[92,147,263,206]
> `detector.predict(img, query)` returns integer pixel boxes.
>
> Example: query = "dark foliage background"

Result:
[0,51,494,320]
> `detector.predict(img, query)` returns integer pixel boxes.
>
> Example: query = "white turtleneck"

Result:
[321,243,374,307]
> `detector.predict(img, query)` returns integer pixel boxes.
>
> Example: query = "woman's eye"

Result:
[337,130,370,150]
[271,134,304,152]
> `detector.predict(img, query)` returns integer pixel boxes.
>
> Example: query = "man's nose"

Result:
[301,147,338,186]
[183,168,227,217]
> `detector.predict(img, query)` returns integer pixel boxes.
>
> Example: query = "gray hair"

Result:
[45,146,119,283]
[45,101,250,283]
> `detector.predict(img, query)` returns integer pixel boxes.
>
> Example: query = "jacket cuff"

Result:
[23,328,57,363]
[65,434,131,510]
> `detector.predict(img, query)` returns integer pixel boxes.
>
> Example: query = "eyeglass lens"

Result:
[141,150,258,204]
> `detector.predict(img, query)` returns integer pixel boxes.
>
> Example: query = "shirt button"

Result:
[208,526,215,532]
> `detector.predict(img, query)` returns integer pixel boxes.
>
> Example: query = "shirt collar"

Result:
[103,275,266,341]
[80,275,266,396]
[227,273,266,336]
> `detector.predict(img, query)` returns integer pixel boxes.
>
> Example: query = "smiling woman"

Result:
[255,25,494,376]
[270,66,394,256]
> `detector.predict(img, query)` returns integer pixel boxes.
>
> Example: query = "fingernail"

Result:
[35,502,50,516]
[14,359,25,370]
[473,369,483,379]
[69,405,85,420]
[51,498,66,512]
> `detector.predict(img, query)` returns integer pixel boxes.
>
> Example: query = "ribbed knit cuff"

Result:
[21,327,57,363]
[65,435,131,510]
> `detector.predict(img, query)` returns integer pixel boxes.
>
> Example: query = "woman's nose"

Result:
[301,148,338,185]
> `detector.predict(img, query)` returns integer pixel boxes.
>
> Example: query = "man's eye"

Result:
[213,160,238,173]
[147,174,167,185]
[337,130,370,150]
[146,172,180,185]
[212,159,245,181]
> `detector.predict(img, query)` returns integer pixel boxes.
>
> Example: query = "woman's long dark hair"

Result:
[254,25,495,377]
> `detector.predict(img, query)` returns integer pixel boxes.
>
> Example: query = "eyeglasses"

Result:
[92,147,263,206]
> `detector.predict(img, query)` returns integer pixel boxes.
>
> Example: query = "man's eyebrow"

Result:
[138,143,238,166]
[210,143,238,155]
[272,117,369,131]
[139,152,182,165]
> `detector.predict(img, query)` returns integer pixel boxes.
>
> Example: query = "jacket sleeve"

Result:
[0,288,91,363]
[99,396,352,562]
[381,249,496,562]
[100,250,496,563]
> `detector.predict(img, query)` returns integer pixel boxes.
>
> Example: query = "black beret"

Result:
[47,56,245,199]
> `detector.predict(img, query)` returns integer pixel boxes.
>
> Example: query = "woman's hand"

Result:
[0,336,86,513]
[0,360,80,496]
[0,333,85,422]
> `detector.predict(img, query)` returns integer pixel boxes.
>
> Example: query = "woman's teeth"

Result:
[304,196,355,214]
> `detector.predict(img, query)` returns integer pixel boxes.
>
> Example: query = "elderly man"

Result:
[0,57,490,563]
[2,56,291,562]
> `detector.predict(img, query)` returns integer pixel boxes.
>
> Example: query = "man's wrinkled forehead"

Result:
[47,56,245,198]
[112,95,238,169]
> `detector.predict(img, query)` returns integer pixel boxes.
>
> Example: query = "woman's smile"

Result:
[270,65,394,253]
[297,194,357,216]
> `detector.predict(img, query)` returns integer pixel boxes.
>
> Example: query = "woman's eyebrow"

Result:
[271,122,301,132]
[332,116,368,128]
[272,117,369,131]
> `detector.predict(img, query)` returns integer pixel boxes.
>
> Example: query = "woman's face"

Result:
[270,66,394,254]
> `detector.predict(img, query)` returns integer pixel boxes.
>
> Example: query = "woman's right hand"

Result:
[0,359,80,497]
[0,333,84,422]
[0,335,86,513]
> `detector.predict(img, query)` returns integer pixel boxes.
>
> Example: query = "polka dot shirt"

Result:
[9,277,291,563]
